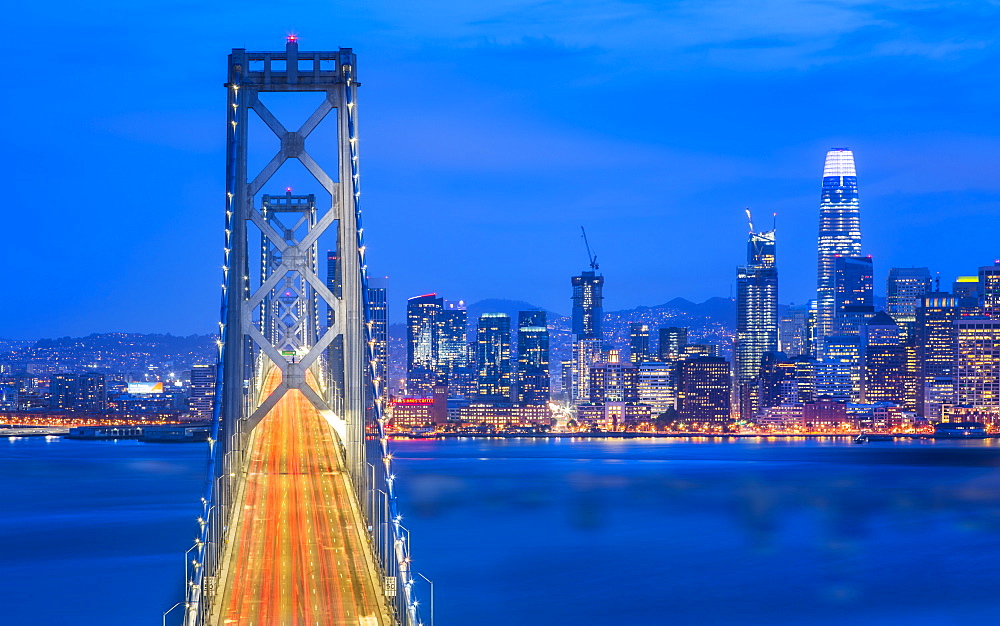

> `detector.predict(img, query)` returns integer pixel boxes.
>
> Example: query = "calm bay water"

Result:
[4,436,1000,624]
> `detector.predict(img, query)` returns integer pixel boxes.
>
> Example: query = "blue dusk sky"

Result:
[3,1,1000,338]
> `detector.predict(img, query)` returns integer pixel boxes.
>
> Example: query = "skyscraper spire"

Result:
[816,148,862,353]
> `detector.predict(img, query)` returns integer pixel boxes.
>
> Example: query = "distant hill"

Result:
[466,299,564,323]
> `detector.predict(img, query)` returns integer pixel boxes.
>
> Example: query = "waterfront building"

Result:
[735,225,778,420]
[50,374,78,410]
[676,356,731,423]
[860,312,906,404]
[915,293,961,419]
[189,364,217,420]
[475,313,512,401]
[76,373,107,412]
[406,293,443,395]
[516,311,550,405]
[629,323,651,364]
[756,352,799,412]
[816,149,863,353]
[778,304,811,357]
[803,398,853,431]
[589,350,639,404]
[886,268,932,339]
[658,327,688,361]
[458,403,553,430]
[638,362,674,416]
[955,319,1000,419]
[576,402,652,432]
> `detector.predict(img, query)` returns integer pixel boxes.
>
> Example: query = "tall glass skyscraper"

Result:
[735,226,778,420]
[476,313,512,401]
[816,149,862,353]
[516,310,550,405]
[736,227,778,381]
[571,271,604,340]
[406,293,443,395]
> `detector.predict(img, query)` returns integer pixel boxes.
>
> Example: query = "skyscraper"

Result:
[735,224,778,421]
[516,311,550,405]
[406,293,443,395]
[834,255,874,335]
[956,319,1000,416]
[476,313,512,401]
[438,300,469,377]
[915,292,961,419]
[658,327,688,361]
[589,350,639,404]
[978,264,1000,317]
[778,304,811,357]
[367,276,389,408]
[886,267,932,338]
[629,323,651,364]
[816,149,862,352]
[570,270,605,403]
[572,271,604,340]
[860,311,905,404]
[189,364,217,420]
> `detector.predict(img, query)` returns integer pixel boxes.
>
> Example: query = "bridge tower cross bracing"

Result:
[180,38,421,626]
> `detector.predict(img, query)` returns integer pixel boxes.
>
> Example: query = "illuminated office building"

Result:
[589,350,639,404]
[572,271,604,340]
[439,300,469,377]
[570,270,605,403]
[516,311,550,405]
[953,276,979,299]
[979,264,1000,317]
[677,356,731,423]
[629,323,651,364]
[476,313,512,401]
[406,293,443,395]
[860,312,905,404]
[915,293,960,419]
[816,335,861,402]
[816,149,863,353]
[367,276,389,408]
[658,327,688,361]
[735,226,778,419]
[779,304,811,357]
[886,267,932,339]
[955,319,1000,417]
[834,255,874,336]
[638,362,674,416]
[189,364,217,420]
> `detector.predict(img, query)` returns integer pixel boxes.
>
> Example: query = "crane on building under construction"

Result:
[580,226,599,271]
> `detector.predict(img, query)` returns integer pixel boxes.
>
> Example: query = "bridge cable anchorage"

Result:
[176,39,423,626]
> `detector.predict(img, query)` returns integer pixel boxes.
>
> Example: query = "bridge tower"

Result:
[178,38,421,625]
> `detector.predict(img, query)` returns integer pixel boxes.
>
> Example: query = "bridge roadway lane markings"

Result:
[217,368,388,625]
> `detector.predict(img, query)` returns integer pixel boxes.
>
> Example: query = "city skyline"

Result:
[4,2,1000,338]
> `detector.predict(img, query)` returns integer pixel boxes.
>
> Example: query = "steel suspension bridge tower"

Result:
[174,38,423,626]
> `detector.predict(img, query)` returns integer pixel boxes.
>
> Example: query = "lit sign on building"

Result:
[127,382,164,394]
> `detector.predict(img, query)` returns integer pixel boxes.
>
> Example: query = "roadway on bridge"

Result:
[215,369,389,625]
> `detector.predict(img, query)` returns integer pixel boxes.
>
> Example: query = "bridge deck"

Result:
[214,370,390,625]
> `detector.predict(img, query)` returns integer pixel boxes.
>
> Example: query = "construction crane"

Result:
[580,226,599,271]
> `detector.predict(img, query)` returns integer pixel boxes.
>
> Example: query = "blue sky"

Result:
[3,0,1000,337]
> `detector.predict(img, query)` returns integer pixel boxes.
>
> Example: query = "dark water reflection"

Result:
[0,437,207,625]
[392,437,1000,625]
